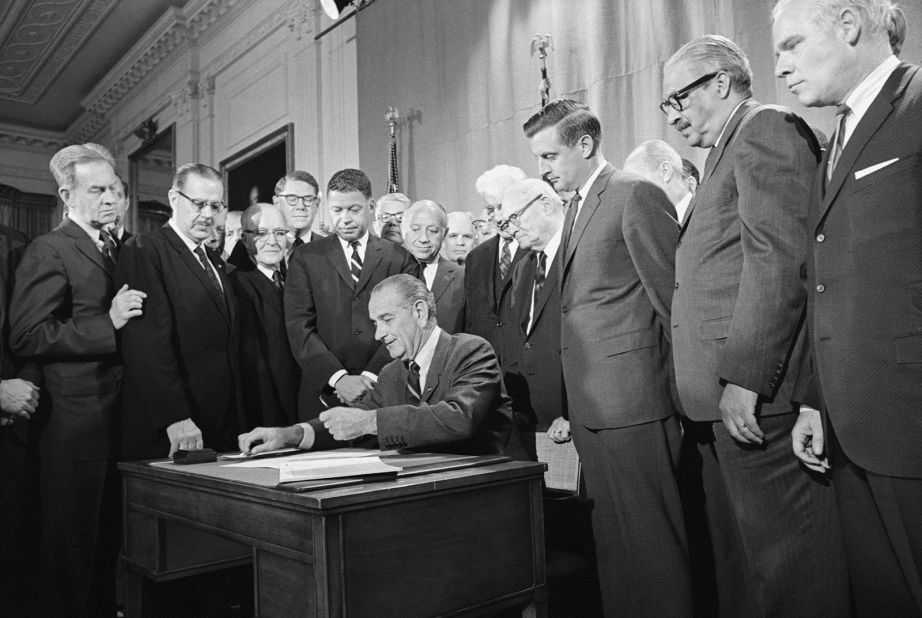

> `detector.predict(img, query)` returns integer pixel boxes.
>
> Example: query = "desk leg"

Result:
[123,568,154,618]
[254,550,315,617]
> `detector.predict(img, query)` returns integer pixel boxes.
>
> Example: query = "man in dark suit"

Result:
[663,34,848,617]
[464,165,530,372]
[285,169,418,421]
[497,179,564,430]
[10,143,146,616]
[773,2,922,613]
[241,274,521,458]
[117,163,243,460]
[230,203,300,429]
[402,199,465,334]
[523,99,690,616]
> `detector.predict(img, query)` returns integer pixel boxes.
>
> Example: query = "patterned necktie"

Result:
[406,360,421,404]
[561,191,581,256]
[534,252,547,296]
[827,104,851,182]
[194,246,221,292]
[499,238,512,280]
[99,229,118,264]
[349,240,363,284]
[272,269,284,293]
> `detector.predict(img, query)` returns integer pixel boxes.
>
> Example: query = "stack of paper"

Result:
[223,449,401,483]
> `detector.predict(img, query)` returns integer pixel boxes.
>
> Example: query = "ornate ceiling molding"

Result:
[0,121,67,152]
[0,0,118,104]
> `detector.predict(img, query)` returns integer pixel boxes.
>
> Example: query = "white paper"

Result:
[277,456,401,483]
[223,448,383,469]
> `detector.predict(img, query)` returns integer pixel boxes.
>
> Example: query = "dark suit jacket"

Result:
[506,249,564,427]
[285,234,419,420]
[430,257,465,334]
[10,218,120,461]
[803,63,922,477]
[559,164,678,430]
[463,235,529,367]
[116,224,243,459]
[308,330,524,458]
[672,101,819,423]
[231,267,300,429]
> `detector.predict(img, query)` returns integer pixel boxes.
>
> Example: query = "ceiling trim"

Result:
[0,121,67,152]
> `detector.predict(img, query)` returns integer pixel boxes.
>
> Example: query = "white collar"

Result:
[413,326,442,390]
[338,231,370,253]
[68,213,101,242]
[714,98,752,148]
[542,225,563,264]
[842,55,901,142]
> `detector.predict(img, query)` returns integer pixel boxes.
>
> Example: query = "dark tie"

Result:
[272,269,284,293]
[561,191,581,257]
[292,236,305,249]
[349,240,363,284]
[100,229,118,264]
[533,252,547,296]
[827,104,851,182]
[194,246,221,292]
[406,360,421,404]
[499,239,512,280]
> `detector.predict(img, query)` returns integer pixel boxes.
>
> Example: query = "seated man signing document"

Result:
[239,274,524,458]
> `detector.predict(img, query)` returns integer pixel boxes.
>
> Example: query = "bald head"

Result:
[623,140,689,206]
[498,178,564,252]
[242,203,290,269]
[403,199,448,263]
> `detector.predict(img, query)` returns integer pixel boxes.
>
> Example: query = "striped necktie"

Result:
[406,361,421,404]
[349,240,363,284]
[272,269,284,293]
[100,229,119,264]
[499,238,512,280]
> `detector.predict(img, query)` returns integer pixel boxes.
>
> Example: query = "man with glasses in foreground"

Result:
[231,203,300,429]
[662,35,847,616]
[118,163,245,460]
[523,99,687,616]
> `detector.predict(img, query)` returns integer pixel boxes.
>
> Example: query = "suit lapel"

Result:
[819,64,916,226]
[162,225,230,323]
[563,163,614,271]
[61,219,113,278]
[325,236,355,288]
[250,270,282,320]
[421,330,450,402]
[700,100,757,186]
[356,236,383,293]
[431,258,454,301]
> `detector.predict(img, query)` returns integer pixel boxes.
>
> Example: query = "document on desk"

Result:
[223,449,401,483]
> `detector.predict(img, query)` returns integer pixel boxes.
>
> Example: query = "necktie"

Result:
[499,239,512,280]
[99,229,118,264]
[272,269,284,292]
[406,360,421,404]
[827,104,851,182]
[292,236,305,249]
[534,252,547,296]
[561,191,581,256]
[194,246,221,292]
[349,240,363,284]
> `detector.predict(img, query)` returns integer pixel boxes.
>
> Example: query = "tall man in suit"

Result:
[11,143,146,616]
[773,1,922,613]
[117,163,243,459]
[402,199,465,334]
[242,274,519,458]
[496,179,564,430]
[465,165,530,373]
[231,203,300,428]
[662,35,847,616]
[285,169,418,420]
[524,99,690,616]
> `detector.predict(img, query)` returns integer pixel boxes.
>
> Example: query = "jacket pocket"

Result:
[699,315,733,340]
[603,328,655,357]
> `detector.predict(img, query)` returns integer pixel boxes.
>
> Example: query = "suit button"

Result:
[524,343,532,349]
[816,234,825,243]
[816,284,825,293]
[561,305,568,313]
[353,296,360,301]
[353,329,361,335]
[674,282,680,290]
[496,321,503,327]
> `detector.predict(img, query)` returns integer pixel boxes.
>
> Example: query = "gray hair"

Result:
[275,170,319,195]
[404,199,448,229]
[624,140,683,177]
[49,143,116,190]
[372,274,437,322]
[665,34,753,95]
[772,0,896,37]
[475,165,528,203]
[173,163,222,191]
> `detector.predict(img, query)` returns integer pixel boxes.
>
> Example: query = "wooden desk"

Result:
[119,454,547,617]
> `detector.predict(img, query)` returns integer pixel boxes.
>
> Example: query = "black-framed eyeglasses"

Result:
[175,190,226,214]
[277,193,319,208]
[659,71,720,114]
[378,212,404,224]
[497,194,542,232]
[244,229,289,244]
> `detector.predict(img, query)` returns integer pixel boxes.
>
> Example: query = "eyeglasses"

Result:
[244,229,289,244]
[497,194,542,232]
[378,212,404,224]
[659,71,720,114]
[277,194,319,208]
[176,190,226,214]
[472,219,487,229]
[483,204,500,220]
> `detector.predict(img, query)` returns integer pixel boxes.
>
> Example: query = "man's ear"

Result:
[58,186,70,205]
[659,162,674,183]
[837,7,861,45]
[579,134,595,159]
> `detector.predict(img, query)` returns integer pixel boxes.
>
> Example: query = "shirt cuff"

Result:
[361,371,378,383]
[799,405,820,414]
[328,369,348,388]
[296,422,316,450]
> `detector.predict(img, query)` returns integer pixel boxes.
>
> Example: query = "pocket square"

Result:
[855,157,899,180]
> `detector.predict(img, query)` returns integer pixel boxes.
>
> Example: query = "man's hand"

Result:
[0,378,39,420]
[792,406,829,473]
[334,375,371,405]
[720,383,764,444]
[547,417,571,443]
[238,426,304,455]
[319,407,377,441]
[165,417,203,457]
[109,284,147,330]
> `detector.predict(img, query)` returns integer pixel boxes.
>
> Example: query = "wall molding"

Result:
[0,122,67,152]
